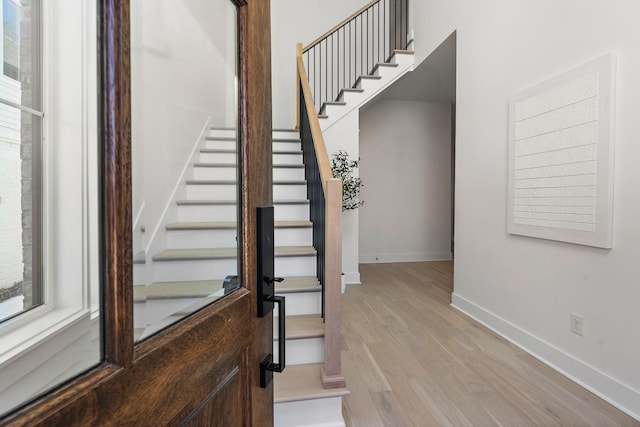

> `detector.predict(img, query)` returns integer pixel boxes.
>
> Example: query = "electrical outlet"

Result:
[570,313,584,336]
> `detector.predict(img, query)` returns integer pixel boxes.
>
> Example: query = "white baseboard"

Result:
[343,271,360,285]
[451,293,640,421]
[359,252,453,264]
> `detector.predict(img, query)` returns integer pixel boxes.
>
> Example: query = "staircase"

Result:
[316,46,415,131]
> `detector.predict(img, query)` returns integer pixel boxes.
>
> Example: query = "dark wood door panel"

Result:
[180,364,245,426]
[5,291,251,426]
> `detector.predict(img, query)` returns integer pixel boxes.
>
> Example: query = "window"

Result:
[0,0,101,417]
[0,0,42,324]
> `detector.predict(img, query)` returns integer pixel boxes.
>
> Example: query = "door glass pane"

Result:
[131,0,239,343]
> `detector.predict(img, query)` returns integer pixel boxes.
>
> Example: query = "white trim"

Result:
[451,292,640,422]
[343,271,360,285]
[144,116,212,257]
[359,252,452,264]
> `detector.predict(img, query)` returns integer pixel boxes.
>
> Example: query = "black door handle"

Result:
[257,207,287,388]
[260,294,285,388]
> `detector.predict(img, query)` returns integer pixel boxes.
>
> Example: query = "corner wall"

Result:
[359,100,452,263]
[412,0,640,418]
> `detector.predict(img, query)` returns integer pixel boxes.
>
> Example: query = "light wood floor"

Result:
[341,262,638,427]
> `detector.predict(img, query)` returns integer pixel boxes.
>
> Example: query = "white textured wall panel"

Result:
[508,53,615,247]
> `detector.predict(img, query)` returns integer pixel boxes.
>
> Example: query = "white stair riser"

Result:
[133,297,201,328]
[153,255,314,282]
[199,152,237,163]
[339,91,364,104]
[186,183,306,200]
[374,65,399,78]
[274,153,303,165]
[133,289,224,328]
[275,203,310,221]
[276,256,316,277]
[186,184,238,199]
[166,227,312,249]
[176,203,309,222]
[276,228,313,247]
[274,184,307,200]
[193,166,236,181]
[177,204,238,222]
[166,229,238,249]
[208,129,236,139]
[356,77,384,93]
[153,258,238,282]
[273,141,301,151]
[322,103,348,118]
[274,291,321,316]
[204,139,236,150]
[272,130,298,139]
[192,166,305,181]
[133,263,147,286]
[273,338,324,366]
[275,397,345,427]
[392,52,414,67]
[274,168,305,181]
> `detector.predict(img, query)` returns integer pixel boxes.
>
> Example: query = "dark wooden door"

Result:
[0,0,274,425]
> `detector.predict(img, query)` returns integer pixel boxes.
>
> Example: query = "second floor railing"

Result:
[301,0,410,114]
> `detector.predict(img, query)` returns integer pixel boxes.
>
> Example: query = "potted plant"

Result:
[330,150,364,211]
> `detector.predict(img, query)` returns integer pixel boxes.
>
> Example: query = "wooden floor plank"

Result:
[342,262,638,427]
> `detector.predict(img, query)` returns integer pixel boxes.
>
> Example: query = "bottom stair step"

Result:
[275,363,349,427]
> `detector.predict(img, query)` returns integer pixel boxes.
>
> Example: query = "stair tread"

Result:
[276,276,321,294]
[274,363,349,403]
[134,280,223,302]
[273,138,301,142]
[133,252,145,264]
[275,314,324,341]
[201,148,302,155]
[166,220,312,230]
[185,179,306,185]
[205,136,236,141]
[193,162,303,169]
[153,245,315,261]
[176,199,309,206]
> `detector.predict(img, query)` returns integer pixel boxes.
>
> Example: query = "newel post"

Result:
[321,178,346,389]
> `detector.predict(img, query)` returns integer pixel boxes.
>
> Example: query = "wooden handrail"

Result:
[303,0,380,53]
[297,44,346,390]
[296,46,333,189]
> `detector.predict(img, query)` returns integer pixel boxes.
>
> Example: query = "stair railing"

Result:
[296,44,346,390]
[300,0,410,115]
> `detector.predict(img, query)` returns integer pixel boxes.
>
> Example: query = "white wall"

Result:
[271,0,370,129]
[0,73,22,289]
[359,100,452,263]
[322,109,361,284]
[130,0,236,257]
[411,0,640,419]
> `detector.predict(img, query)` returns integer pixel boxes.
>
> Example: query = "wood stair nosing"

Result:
[134,279,224,302]
[165,220,312,231]
[274,363,349,404]
[274,314,324,341]
[275,276,321,294]
[185,179,306,186]
[200,148,303,155]
[152,245,316,262]
[205,136,236,141]
[176,199,310,206]
[319,101,347,115]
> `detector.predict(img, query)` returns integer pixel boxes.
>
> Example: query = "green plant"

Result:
[330,150,364,211]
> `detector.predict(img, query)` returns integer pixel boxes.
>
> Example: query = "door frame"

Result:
[0,0,273,424]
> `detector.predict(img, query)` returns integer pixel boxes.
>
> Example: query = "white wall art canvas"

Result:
[507,53,616,248]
